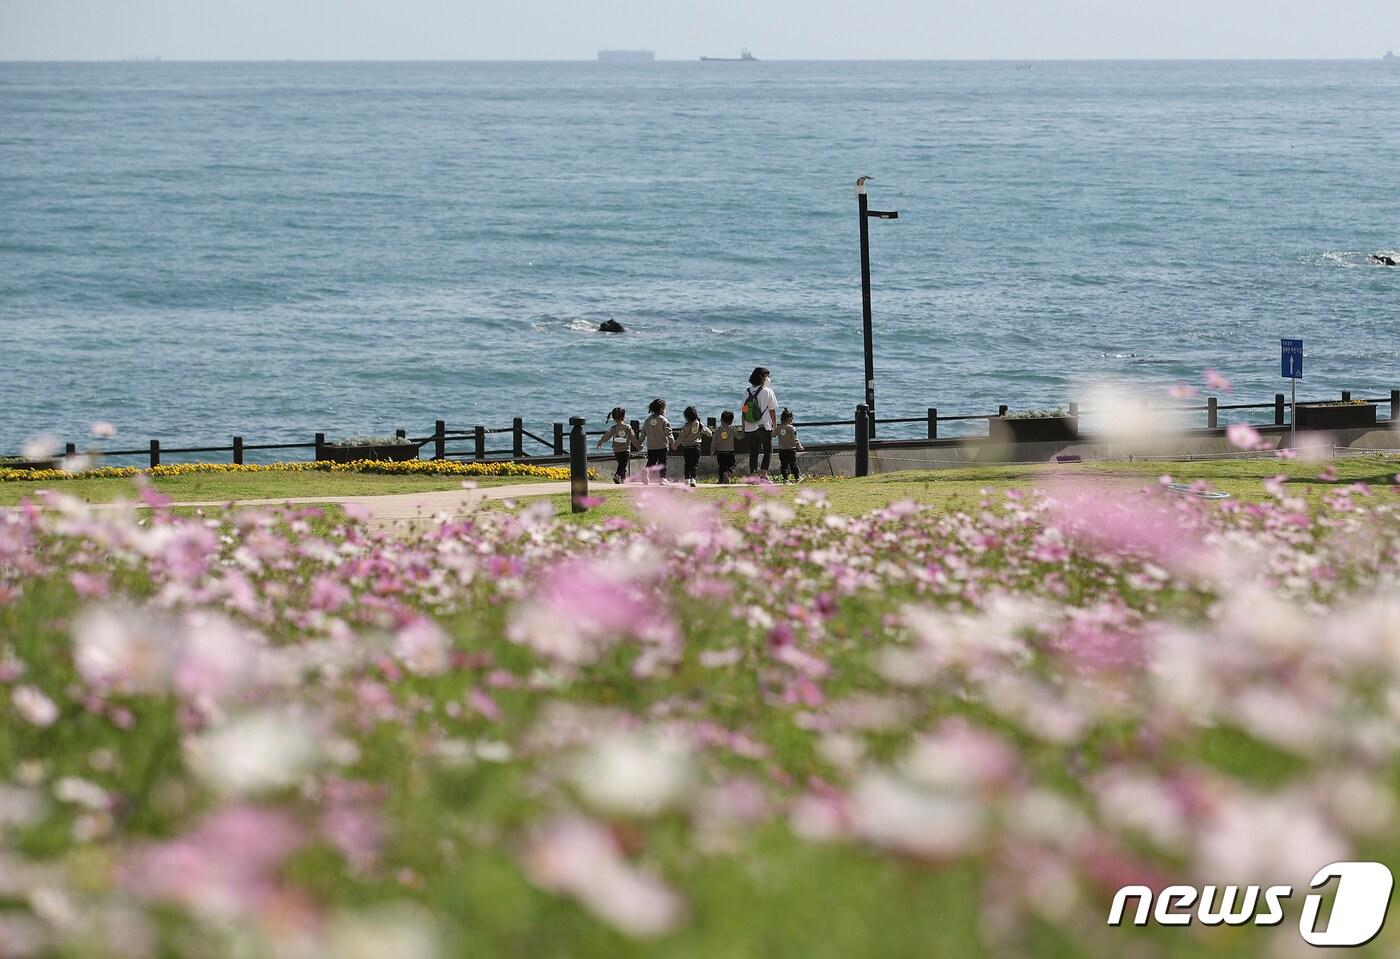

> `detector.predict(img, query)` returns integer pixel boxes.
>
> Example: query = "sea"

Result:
[2,59,1398,455]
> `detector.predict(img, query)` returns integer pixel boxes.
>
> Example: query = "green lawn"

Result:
[536,454,1400,520]
[0,469,555,507]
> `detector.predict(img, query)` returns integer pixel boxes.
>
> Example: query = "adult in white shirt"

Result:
[741,366,778,476]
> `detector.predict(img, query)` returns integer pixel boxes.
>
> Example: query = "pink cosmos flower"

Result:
[122,805,304,919]
[522,815,684,937]
[1168,384,1197,400]
[308,572,352,611]
[1225,422,1263,451]
[392,618,451,676]
[90,421,118,438]
[1204,369,1233,393]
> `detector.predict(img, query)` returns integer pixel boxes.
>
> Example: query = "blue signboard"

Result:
[1281,338,1303,379]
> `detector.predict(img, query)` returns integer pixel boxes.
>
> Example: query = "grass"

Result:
[532,454,1400,521]
[4,454,1393,514]
[0,469,556,507]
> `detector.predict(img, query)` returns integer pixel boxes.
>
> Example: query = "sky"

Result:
[1,0,1398,61]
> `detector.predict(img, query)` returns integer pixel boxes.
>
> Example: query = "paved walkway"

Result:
[73,479,728,529]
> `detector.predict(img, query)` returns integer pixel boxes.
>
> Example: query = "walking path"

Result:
[74,479,728,529]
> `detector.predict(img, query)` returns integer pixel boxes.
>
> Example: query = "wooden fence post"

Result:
[927,408,938,439]
[855,405,870,478]
[474,426,485,461]
[233,436,244,465]
[435,420,446,460]
[703,416,716,455]
[1341,390,1351,402]
[569,417,589,514]
[149,440,160,468]
[315,433,325,461]
[1068,401,1079,433]
[1207,397,1218,429]
[1274,394,1285,426]
[1391,389,1399,421]
[512,418,524,459]
[64,442,76,457]
[553,422,564,456]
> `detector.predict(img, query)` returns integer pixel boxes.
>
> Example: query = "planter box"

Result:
[989,416,1079,444]
[1294,403,1377,432]
[317,443,422,464]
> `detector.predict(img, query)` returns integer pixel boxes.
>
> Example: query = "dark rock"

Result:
[598,319,626,333]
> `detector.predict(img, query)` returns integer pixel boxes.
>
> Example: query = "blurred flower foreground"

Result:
[2,476,1399,958]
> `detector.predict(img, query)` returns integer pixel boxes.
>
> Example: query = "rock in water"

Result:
[598,319,626,333]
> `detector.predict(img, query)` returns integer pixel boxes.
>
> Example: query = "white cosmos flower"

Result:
[184,709,322,795]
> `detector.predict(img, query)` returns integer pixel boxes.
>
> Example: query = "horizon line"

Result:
[1,55,1396,64]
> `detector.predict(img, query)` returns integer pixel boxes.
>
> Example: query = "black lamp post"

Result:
[856,176,898,436]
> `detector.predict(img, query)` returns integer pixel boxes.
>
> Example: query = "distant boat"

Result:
[598,50,654,63]
[701,48,757,62]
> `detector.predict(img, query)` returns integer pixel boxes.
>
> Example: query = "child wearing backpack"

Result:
[775,408,805,483]
[595,406,640,484]
[642,398,674,484]
[675,406,713,488]
[712,411,737,484]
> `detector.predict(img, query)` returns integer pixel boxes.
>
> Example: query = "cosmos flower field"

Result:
[3,472,1400,957]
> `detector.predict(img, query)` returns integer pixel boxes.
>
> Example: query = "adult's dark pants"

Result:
[747,427,772,475]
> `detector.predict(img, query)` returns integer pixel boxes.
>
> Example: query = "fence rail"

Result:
[7,389,1397,470]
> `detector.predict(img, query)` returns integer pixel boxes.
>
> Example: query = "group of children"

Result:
[596,399,805,487]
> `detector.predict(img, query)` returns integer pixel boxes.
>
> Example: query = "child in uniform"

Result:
[775,408,805,483]
[642,398,674,484]
[595,407,639,484]
[675,406,713,488]
[712,411,737,484]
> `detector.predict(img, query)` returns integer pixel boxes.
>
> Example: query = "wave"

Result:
[1317,250,1399,269]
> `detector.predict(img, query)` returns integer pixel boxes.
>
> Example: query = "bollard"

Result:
[1392,389,1399,421]
[64,442,76,456]
[569,417,589,513]
[1342,390,1351,402]
[435,420,446,461]
[855,405,870,478]
[553,422,564,456]
[1207,397,1218,430]
[1274,394,1285,426]
[233,436,244,465]
[927,408,938,440]
[149,439,160,468]
[1068,401,1080,433]
[315,432,326,460]
[512,418,524,459]
[702,417,716,456]
[474,426,486,461]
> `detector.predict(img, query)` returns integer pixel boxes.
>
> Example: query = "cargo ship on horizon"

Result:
[701,48,757,62]
[597,50,654,63]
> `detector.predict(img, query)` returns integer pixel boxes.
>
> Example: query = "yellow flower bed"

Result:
[0,459,594,483]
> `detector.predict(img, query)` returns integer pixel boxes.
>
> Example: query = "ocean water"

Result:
[2,59,1399,454]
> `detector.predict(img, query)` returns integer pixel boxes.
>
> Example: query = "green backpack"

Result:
[741,388,764,424]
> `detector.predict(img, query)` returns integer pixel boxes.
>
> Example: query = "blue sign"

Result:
[1281,338,1303,379]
